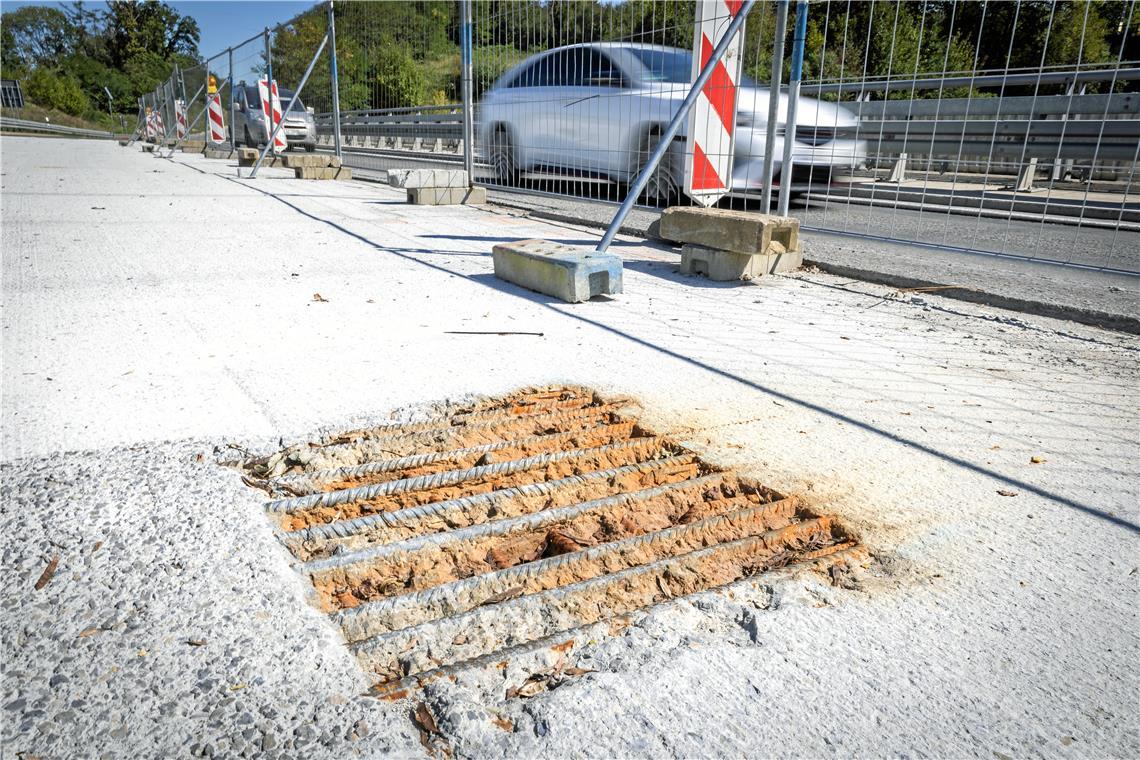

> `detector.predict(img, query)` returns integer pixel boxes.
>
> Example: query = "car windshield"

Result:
[628,47,758,87]
[243,85,306,112]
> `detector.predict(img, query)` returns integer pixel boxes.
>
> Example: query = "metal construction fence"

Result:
[139,0,1139,275]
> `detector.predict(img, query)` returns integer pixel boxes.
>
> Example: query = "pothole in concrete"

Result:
[238,387,863,692]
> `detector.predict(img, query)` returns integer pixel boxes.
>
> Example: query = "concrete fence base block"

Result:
[295,166,353,181]
[202,148,233,160]
[389,168,469,189]
[140,144,155,153]
[237,149,286,168]
[407,186,486,205]
[282,154,342,169]
[118,139,129,147]
[680,240,804,282]
[659,206,800,256]
[492,239,623,303]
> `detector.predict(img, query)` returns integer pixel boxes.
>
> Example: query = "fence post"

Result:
[760,0,789,212]
[228,47,236,149]
[459,0,475,186]
[327,1,343,160]
[264,28,273,91]
[596,0,757,254]
[777,0,808,217]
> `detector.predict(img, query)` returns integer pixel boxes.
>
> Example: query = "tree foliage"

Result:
[1,0,199,117]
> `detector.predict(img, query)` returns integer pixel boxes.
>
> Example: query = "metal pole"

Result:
[228,47,236,150]
[201,61,210,145]
[760,0,789,212]
[597,0,757,254]
[250,34,330,178]
[777,0,808,217]
[264,28,273,90]
[459,0,475,185]
[327,1,343,160]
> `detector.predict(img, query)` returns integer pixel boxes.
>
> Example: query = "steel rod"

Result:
[761,0,789,212]
[778,0,808,217]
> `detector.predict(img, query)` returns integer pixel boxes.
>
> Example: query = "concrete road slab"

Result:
[2,136,1137,759]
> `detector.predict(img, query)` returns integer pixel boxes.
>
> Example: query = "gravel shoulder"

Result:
[2,137,1137,758]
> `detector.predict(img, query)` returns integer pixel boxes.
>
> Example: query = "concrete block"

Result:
[140,144,155,153]
[294,166,352,180]
[237,150,285,168]
[388,169,469,189]
[281,153,336,169]
[118,139,129,147]
[492,239,622,303]
[659,207,800,256]
[680,239,804,282]
[406,186,486,205]
[202,147,233,160]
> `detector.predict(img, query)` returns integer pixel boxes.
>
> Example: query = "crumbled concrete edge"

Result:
[485,197,1140,336]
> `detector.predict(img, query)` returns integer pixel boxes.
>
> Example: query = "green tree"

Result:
[1,6,76,67]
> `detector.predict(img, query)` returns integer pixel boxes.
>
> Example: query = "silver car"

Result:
[477,43,866,203]
[232,83,317,152]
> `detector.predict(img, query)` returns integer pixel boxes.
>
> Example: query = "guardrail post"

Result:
[777,0,807,217]
[459,0,475,186]
[760,0,789,212]
[328,1,343,160]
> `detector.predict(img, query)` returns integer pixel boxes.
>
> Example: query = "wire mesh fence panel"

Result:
[789,0,1139,273]
[230,33,273,150]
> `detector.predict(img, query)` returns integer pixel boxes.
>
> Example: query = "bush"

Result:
[373,45,426,108]
[25,67,89,115]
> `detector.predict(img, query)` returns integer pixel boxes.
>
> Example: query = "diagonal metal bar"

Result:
[249,32,330,179]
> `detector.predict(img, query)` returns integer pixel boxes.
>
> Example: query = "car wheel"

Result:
[637,128,681,207]
[488,126,519,186]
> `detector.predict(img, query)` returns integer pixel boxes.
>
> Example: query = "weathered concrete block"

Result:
[140,144,155,153]
[389,169,468,189]
[281,153,336,169]
[680,239,804,281]
[202,147,233,160]
[680,245,767,281]
[237,150,285,168]
[294,166,352,180]
[659,207,800,256]
[237,147,259,161]
[406,186,486,205]
[492,239,622,303]
[118,139,129,147]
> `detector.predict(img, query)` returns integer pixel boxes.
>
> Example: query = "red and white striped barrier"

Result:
[684,0,746,206]
[175,99,188,139]
[154,110,166,140]
[207,93,226,144]
[258,79,288,153]
[145,111,157,141]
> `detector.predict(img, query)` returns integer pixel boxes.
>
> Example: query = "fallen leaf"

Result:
[34,555,59,590]
[77,627,104,638]
[91,541,103,553]
[413,702,440,735]
[997,490,1018,497]
[1030,456,1045,464]
[491,715,513,732]
[561,667,595,677]
[312,292,328,302]
[229,682,247,691]
[137,649,148,657]
[186,638,206,647]
[1060,736,1074,746]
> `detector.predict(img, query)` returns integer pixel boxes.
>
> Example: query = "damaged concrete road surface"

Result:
[2,136,1138,759]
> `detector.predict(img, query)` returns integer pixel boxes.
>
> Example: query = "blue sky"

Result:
[0,1,317,59]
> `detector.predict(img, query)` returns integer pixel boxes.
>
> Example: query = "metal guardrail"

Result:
[799,66,1140,96]
[0,116,118,139]
[317,90,1140,164]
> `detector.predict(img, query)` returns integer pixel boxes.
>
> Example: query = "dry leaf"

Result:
[186,638,206,647]
[491,715,513,732]
[77,627,103,638]
[229,682,247,691]
[561,667,595,677]
[996,489,1018,497]
[34,556,59,590]
[413,702,440,735]
[1030,456,1045,464]
[312,293,328,303]
[478,586,524,607]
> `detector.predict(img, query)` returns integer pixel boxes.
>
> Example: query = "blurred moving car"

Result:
[477,43,866,203]
[232,82,317,152]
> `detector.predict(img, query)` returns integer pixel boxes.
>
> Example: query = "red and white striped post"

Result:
[207,94,226,144]
[175,99,188,139]
[154,110,166,141]
[258,79,288,153]
[684,0,747,206]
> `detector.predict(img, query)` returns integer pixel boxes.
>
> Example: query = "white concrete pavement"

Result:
[2,136,1137,758]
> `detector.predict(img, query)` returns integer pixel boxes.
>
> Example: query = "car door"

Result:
[491,51,567,170]
[557,48,632,175]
